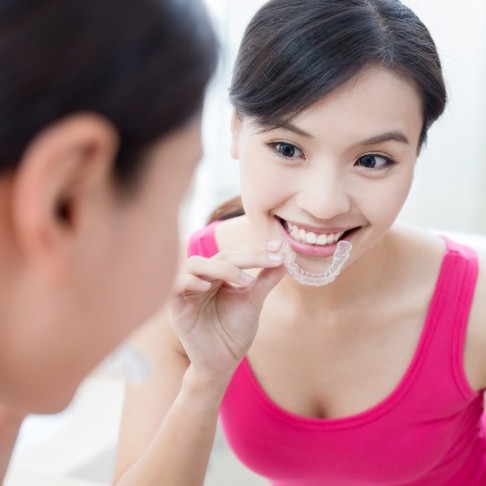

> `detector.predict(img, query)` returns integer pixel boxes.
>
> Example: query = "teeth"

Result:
[285,222,345,246]
[306,232,317,244]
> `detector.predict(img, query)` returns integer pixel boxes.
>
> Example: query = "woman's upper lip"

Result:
[277,217,355,234]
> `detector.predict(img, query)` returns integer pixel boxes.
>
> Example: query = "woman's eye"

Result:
[355,154,394,169]
[270,142,304,159]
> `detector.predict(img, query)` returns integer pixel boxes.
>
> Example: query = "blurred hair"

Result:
[209,0,446,223]
[0,0,218,188]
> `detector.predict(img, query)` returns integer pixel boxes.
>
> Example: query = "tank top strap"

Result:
[187,221,221,258]
[420,236,479,400]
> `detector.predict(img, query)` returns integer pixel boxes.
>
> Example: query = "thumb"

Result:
[248,265,286,309]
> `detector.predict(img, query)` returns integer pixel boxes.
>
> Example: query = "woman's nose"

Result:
[295,166,351,220]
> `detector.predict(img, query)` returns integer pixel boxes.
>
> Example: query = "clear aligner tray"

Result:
[281,239,352,286]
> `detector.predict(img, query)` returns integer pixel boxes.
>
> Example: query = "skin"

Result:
[235,68,421,275]
[113,67,486,485]
[0,113,202,477]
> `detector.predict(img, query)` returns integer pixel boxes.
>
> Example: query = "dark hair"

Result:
[0,0,218,187]
[209,0,446,223]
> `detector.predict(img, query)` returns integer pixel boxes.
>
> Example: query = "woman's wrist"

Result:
[180,365,234,407]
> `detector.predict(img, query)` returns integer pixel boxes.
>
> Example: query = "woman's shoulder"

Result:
[213,215,256,251]
[388,222,446,268]
[389,223,486,291]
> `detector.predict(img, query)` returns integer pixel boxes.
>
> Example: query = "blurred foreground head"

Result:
[0,0,217,412]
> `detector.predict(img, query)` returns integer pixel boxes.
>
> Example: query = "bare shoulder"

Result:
[389,223,446,277]
[391,225,486,390]
[213,215,256,251]
[390,222,445,252]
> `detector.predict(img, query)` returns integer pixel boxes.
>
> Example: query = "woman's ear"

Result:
[230,110,242,159]
[11,113,119,282]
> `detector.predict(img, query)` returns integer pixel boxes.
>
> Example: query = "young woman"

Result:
[0,0,217,477]
[114,1,486,484]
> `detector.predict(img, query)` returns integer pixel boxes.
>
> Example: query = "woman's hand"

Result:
[168,241,285,384]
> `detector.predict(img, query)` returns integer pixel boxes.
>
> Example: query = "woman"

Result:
[115,1,486,484]
[0,0,217,478]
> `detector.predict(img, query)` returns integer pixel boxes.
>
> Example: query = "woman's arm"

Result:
[113,310,228,486]
[113,243,285,485]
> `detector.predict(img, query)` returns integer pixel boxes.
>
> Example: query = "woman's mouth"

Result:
[277,217,358,258]
[286,221,345,246]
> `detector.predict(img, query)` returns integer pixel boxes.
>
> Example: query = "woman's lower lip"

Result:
[277,222,339,258]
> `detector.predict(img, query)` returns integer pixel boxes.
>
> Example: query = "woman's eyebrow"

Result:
[258,123,410,147]
[277,122,313,137]
[256,121,313,137]
[358,130,410,146]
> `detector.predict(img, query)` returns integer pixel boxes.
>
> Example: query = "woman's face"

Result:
[0,117,202,412]
[233,67,423,273]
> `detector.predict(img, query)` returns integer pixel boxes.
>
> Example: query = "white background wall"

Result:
[194,0,486,235]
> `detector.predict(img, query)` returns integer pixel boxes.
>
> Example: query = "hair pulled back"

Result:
[230,0,446,145]
[0,0,218,186]
[210,0,446,223]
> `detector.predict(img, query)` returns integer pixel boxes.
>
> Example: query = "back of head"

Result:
[0,0,218,185]
[230,0,446,145]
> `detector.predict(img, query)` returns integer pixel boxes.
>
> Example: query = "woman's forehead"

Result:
[244,67,423,147]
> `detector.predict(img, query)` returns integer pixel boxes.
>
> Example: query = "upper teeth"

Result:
[286,222,345,246]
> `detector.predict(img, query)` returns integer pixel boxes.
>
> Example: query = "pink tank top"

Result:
[188,222,486,485]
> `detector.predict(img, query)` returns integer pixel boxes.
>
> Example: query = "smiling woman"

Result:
[114,1,486,485]
[193,0,486,236]
[233,67,423,275]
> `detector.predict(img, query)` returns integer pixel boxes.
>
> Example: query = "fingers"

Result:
[212,239,284,271]
[174,273,212,293]
[175,241,285,292]
[172,257,253,295]
[248,265,287,309]
[169,273,214,315]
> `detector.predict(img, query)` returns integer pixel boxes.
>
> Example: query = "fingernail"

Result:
[267,252,283,263]
[239,272,254,284]
[199,280,212,289]
[266,240,282,250]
